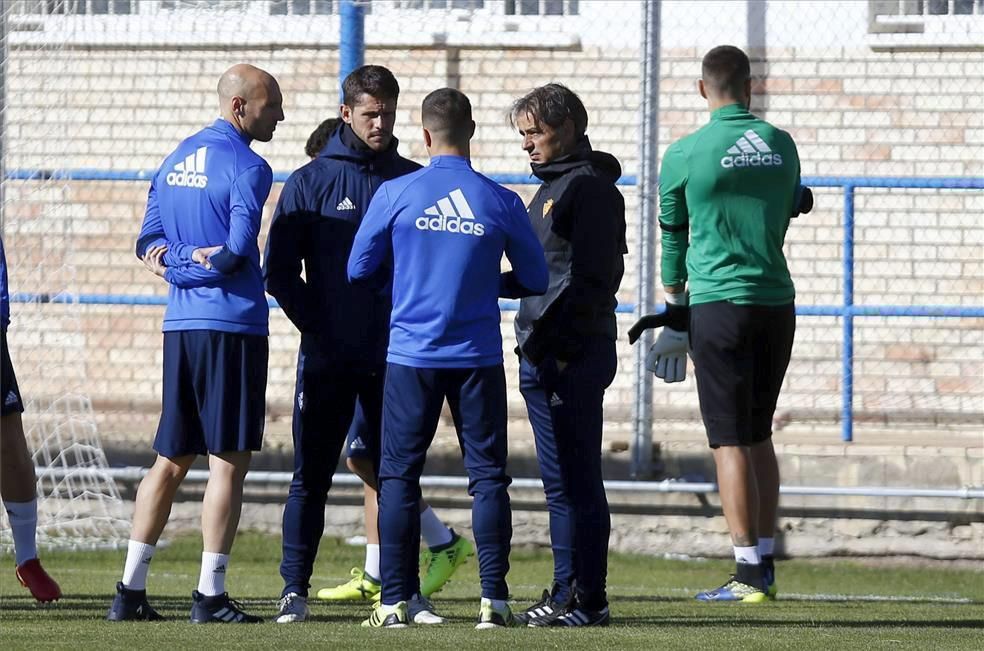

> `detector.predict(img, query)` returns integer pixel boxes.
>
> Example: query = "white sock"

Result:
[419,507,453,548]
[734,545,761,566]
[364,544,380,581]
[121,540,156,591]
[758,537,775,557]
[481,597,508,611]
[197,552,229,597]
[5,500,38,566]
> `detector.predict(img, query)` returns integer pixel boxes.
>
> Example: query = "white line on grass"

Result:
[667,587,973,604]
[595,585,975,605]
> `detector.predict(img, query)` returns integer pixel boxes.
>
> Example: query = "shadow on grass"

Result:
[614,616,984,629]
[608,594,701,603]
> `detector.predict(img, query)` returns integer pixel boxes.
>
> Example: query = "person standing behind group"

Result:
[348,88,548,629]
[108,63,283,624]
[653,45,805,602]
[304,118,341,160]
[508,83,627,628]
[263,66,470,625]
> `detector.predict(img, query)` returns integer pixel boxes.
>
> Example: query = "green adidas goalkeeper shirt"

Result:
[659,103,801,306]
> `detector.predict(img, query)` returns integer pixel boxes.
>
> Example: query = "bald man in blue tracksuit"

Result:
[348,88,548,629]
[109,64,283,624]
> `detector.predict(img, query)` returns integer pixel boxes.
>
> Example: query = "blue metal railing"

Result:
[5,171,983,441]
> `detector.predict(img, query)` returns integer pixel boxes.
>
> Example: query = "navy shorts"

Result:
[1,330,25,416]
[344,398,375,461]
[154,330,268,458]
[689,301,795,448]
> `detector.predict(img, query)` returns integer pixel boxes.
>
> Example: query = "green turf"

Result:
[2,532,982,650]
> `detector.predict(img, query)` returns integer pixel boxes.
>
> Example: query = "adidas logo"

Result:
[720,130,783,169]
[166,146,209,188]
[550,393,563,407]
[213,606,245,622]
[4,390,18,406]
[214,564,226,574]
[415,188,485,237]
[336,196,357,211]
[349,436,366,451]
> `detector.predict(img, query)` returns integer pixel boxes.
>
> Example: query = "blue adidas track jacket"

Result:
[348,155,548,368]
[136,119,272,336]
[263,125,420,369]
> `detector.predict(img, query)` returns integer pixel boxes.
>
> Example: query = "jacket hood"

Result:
[320,123,403,164]
[530,135,622,183]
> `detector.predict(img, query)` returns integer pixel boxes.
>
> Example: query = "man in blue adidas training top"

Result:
[107,64,282,625]
[349,88,548,630]
[264,66,469,625]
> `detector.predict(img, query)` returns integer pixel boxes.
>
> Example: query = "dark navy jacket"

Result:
[263,125,420,370]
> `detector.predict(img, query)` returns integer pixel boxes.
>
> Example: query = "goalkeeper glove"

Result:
[629,292,689,384]
[645,327,688,383]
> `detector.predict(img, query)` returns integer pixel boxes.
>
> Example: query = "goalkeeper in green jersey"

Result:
[643,45,811,603]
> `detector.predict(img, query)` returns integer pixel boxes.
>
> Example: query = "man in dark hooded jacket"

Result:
[508,83,627,627]
[263,65,467,625]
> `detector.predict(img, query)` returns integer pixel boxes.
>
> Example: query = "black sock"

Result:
[735,561,764,587]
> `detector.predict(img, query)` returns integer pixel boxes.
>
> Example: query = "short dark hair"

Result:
[305,117,340,158]
[342,65,400,107]
[509,83,588,138]
[421,88,473,144]
[701,45,751,99]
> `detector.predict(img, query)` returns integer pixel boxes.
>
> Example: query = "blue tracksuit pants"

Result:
[518,335,616,610]
[378,362,512,604]
[280,355,383,598]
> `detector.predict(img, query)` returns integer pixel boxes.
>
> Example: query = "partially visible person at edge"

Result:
[1,236,63,604]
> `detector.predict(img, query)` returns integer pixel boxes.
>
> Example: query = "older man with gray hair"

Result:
[509,83,627,628]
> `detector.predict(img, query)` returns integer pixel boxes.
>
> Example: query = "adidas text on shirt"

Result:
[166,146,209,188]
[415,188,486,237]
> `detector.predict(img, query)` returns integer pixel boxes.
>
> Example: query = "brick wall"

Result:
[3,40,981,449]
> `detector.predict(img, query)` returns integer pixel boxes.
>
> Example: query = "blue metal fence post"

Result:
[339,0,366,104]
[842,185,855,442]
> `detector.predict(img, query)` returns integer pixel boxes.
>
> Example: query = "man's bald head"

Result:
[218,64,273,104]
[218,64,284,143]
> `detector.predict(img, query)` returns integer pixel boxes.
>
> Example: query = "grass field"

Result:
[2,532,982,650]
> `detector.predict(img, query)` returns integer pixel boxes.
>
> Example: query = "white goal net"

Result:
[0,0,130,552]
